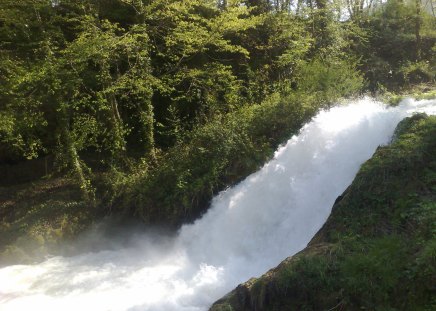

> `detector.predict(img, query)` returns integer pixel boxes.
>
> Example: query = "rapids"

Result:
[1,97,435,311]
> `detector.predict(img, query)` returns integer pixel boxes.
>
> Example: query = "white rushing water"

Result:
[1,97,435,311]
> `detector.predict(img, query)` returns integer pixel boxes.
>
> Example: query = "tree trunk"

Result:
[415,0,422,60]
[314,0,329,49]
[109,91,127,154]
[60,106,95,204]
[138,96,156,159]
[101,62,127,161]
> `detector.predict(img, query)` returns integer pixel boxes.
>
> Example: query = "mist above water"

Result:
[1,98,435,311]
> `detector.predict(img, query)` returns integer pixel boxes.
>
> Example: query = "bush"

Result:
[123,92,317,225]
[295,59,364,104]
[116,59,364,226]
[399,61,436,85]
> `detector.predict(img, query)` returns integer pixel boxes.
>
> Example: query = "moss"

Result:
[379,85,436,106]
[210,115,436,311]
[0,178,96,266]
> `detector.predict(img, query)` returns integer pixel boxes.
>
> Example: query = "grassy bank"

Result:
[378,83,436,106]
[0,178,94,266]
[117,90,347,226]
[211,113,436,311]
[0,73,363,264]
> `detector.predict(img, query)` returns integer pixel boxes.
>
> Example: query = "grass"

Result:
[211,114,436,311]
[0,177,95,266]
[378,83,436,106]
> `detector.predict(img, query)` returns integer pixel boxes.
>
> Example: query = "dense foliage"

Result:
[0,0,434,225]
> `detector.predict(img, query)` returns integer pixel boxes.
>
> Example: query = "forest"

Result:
[0,0,435,310]
[0,0,435,255]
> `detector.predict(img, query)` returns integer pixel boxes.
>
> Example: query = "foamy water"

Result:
[1,97,435,311]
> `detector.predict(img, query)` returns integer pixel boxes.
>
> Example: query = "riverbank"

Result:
[0,178,94,266]
[1,90,435,267]
[210,112,436,311]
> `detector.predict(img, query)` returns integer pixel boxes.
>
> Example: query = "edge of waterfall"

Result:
[210,113,436,311]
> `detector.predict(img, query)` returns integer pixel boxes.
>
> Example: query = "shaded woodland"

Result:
[0,0,435,227]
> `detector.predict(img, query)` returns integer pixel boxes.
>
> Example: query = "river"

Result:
[1,97,435,311]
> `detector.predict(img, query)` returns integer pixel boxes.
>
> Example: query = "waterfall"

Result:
[1,97,435,311]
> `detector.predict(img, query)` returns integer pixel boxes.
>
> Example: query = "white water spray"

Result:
[1,98,435,311]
